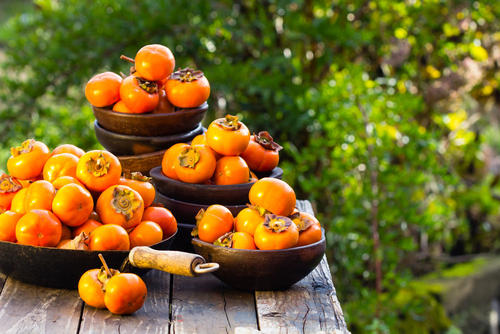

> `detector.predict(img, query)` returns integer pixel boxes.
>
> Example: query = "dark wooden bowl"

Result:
[154,192,246,226]
[150,166,283,205]
[118,150,166,176]
[192,232,326,291]
[92,102,208,136]
[94,121,204,156]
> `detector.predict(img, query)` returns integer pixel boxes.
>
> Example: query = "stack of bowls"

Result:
[150,166,283,251]
[92,103,207,175]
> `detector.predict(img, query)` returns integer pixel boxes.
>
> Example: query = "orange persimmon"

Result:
[206,115,250,156]
[16,209,62,247]
[76,150,122,192]
[24,180,56,212]
[240,131,282,172]
[85,72,122,107]
[52,183,94,227]
[253,214,299,250]
[96,185,144,230]
[213,156,250,185]
[174,145,216,184]
[249,178,296,216]
[118,173,155,208]
[142,206,177,238]
[43,153,79,183]
[7,139,50,180]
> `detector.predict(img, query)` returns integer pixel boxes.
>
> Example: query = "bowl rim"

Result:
[92,102,208,119]
[154,191,248,209]
[191,229,326,254]
[150,166,283,190]
[95,121,203,141]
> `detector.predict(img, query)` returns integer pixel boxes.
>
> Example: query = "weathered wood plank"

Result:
[0,277,82,334]
[78,269,170,334]
[254,200,350,334]
[170,273,258,334]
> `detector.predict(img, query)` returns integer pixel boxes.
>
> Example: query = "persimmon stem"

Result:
[98,253,112,277]
[120,54,135,64]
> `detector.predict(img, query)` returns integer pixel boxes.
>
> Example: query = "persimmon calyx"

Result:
[263,214,294,233]
[111,187,142,221]
[248,204,269,217]
[255,131,283,152]
[60,232,89,250]
[0,174,22,194]
[86,153,111,177]
[289,212,313,232]
[129,172,151,183]
[191,208,206,237]
[216,114,241,131]
[10,139,35,157]
[178,148,200,169]
[214,232,234,248]
[136,77,159,94]
[170,67,204,82]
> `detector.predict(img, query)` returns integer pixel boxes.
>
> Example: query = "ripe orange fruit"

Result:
[89,224,130,251]
[119,76,159,114]
[16,209,62,247]
[165,67,210,108]
[253,215,299,250]
[206,115,250,156]
[76,150,121,192]
[118,173,155,208]
[78,269,106,309]
[129,221,163,248]
[0,174,22,210]
[213,156,250,185]
[161,143,189,180]
[52,176,85,190]
[43,153,79,183]
[0,211,23,242]
[51,144,85,158]
[174,145,216,184]
[249,178,296,216]
[85,72,122,107]
[135,44,175,82]
[72,218,102,238]
[24,180,56,212]
[235,206,266,236]
[7,139,50,180]
[96,185,144,230]
[142,206,177,238]
[194,204,233,243]
[104,273,147,314]
[240,131,282,172]
[52,183,94,227]
[10,187,28,214]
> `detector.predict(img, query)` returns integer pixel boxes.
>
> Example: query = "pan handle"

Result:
[128,247,219,277]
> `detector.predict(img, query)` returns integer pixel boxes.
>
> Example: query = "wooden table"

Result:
[0,201,349,334]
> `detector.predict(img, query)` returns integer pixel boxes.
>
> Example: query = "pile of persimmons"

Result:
[85,44,210,113]
[0,139,177,251]
[192,177,323,250]
[162,114,282,184]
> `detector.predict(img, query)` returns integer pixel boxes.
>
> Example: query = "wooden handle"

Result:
[128,247,217,277]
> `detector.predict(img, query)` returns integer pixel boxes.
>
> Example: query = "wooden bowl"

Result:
[92,102,208,136]
[94,121,204,156]
[150,166,283,205]
[191,233,326,291]
[118,150,166,176]
[154,192,246,226]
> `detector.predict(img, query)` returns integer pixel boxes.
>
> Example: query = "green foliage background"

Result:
[2,0,500,332]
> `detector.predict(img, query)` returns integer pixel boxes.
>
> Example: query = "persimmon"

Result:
[161,143,189,180]
[215,232,256,250]
[129,221,163,248]
[52,176,85,190]
[253,214,299,250]
[85,72,122,107]
[249,178,296,216]
[52,183,94,227]
[119,75,159,113]
[206,115,250,156]
[72,218,102,238]
[142,206,177,238]
[10,187,27,214]
[17,176,42,188]
[24,180,56,212]
[165,67,210,108]
[51,144,85,158]
[43,153,79,183]
[118,173,155,208]
[290,212,322,246]
[235,206,266,236]
[78,268,107,309]
[16,209,62,247]
[0,174,22,210]
[112,100,133,114]
[96,185,144,229]
[76,150,122,192]
[174,145,216,184]
[240,131,282,172]
[0,211,23,242]
[7,139,50,180]
[153,89,175,113]
[213,156,250,185]
[191,134,207,146]
[104,272,147,315]
[134,44,175,82]
[192,204,233,243]
[89,224,130,251]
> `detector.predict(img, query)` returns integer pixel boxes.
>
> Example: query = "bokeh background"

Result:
[2,1,500,333]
